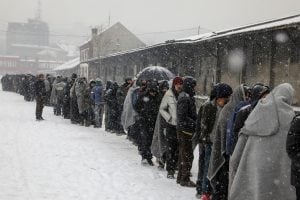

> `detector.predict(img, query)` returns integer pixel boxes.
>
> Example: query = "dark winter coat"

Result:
[287,114,300,187]
[134,91,160,127]
[226,101,250,155]
[231,104,253,152]
[194,100,218,145]
[34,80,46,97]
[176,92,197,135]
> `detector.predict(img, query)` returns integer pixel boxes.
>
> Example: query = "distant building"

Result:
[3,18,72,74]
[79,22,146,79]
[6,19,49,55]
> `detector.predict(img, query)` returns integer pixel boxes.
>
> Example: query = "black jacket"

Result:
[176,92,197,134]
[34,80,46,97]
[134,91,160,127]
[232,104,253,151]
[287,114,300,186]
[194,100,218,144]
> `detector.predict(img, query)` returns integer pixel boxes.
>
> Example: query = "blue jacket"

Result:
[226,101,250,155]
[91,85,104,105]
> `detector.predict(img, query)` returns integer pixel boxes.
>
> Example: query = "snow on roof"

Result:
[84,14,300,61]
[0,55,20,59]
[54,57,80,71]
[207,14,300,40]
[11,44,64,52]
[20,59,64,64]
[56,42,79,57]
[174,32,217,42]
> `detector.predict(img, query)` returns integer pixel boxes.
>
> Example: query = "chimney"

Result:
[91,28,98,38]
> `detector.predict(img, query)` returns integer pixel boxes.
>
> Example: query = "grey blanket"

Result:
[229,83,296,200]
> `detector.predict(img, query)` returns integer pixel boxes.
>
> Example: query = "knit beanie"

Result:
[215,83,233,99]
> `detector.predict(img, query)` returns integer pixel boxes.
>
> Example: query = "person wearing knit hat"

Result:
[159,76,183,178]
[194,83,232,198]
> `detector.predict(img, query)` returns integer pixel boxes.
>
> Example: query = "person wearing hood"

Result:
[176,76,197,187]
[104,82,120,132]
[229,83,270,155]
[53,76,66,116]
[157,77,182,178]
[34,74,46,121]
[75,77,88,126]
[134,81,160,166]
[62,77,73,119]
[287,113,300,200]
[69,74,80,123]
[151,79,171,170]
[115,78,132,134]
[229,83,296,200]
[50,77,59,115]
[44,74,51,106]
[91,78,104,128]
[207,84,248,199]
[195,83,233,199]
[104,80,113,131]
[225,84,252,156]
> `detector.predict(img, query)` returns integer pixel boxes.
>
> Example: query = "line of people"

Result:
[2,73,299,200]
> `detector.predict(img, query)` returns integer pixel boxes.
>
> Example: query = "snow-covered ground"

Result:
[0,90,198,200]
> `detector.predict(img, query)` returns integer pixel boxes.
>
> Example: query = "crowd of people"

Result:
[1,73,299,200]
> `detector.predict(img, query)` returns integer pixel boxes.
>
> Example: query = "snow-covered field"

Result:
[0,90,198,200]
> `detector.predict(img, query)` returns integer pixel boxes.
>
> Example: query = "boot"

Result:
[180,180,196,187]
[167,170,175,179]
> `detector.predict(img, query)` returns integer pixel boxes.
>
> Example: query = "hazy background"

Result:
[0,0,300,48]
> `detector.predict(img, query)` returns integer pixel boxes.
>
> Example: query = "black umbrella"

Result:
[136,66,175,82]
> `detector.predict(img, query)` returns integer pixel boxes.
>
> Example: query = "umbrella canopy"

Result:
[136,66,175,82]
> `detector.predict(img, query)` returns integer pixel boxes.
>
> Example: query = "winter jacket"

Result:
[134,91,160,126]
[91,85,104,105]
[34,80,46,97]
[229,83,296,200]
[226,101,250,155]
[208,85,246,189]
[231,104,253,153]
[176,92,197,135]
[287,114,300,187]
[159,89,178,126]
[117,82,130,107]
[54,81,66,99]
[75,79,87,114]
[194,100,218,144]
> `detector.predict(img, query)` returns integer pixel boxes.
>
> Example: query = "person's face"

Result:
[216,97,230,107]
[174,84,183,93]
[162,88,168,93]
[127,80,133,85]
[149,91,157,96]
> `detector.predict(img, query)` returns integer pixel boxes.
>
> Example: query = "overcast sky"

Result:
[0,0,300,44]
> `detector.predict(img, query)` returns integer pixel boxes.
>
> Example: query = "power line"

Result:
[0,26,214,38]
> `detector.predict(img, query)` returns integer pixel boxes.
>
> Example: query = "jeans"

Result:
[196,143,212,194]
[94,104,104,127]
